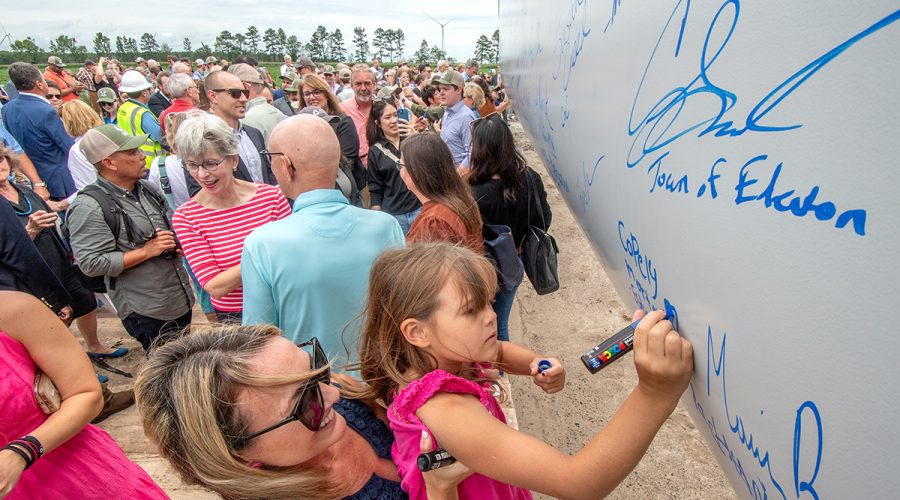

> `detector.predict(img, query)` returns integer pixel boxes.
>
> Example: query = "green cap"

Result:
[435,69,464,88]
[205,56,218,64]
[47,55,66,68]
[80,125,149,164]
[97,87,117,103]
[284,79,301,92]
[281,69,298,81]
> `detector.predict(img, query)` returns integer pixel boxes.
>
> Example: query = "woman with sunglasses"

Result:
[97,88,119,125]
[171,114,291,324]
[366,99,421,235]
[44,81,63,109]
[299,74,366,202]
[135,324,469,499]
[466,114,552,341]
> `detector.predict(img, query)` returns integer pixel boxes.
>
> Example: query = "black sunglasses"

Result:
[242,337,331,442]
[212,88,250,99]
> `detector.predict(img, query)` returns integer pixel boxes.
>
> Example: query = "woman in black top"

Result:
[366,99,422,234]
[467,113,552,341]
[0,146,124,357]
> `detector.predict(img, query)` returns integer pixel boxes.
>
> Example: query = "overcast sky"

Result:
[1,1,500,62]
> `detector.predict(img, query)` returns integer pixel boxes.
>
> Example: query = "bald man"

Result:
[240,114,404,368]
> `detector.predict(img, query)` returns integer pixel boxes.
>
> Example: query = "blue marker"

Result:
[537,359,552,374]
[581,314,669,374]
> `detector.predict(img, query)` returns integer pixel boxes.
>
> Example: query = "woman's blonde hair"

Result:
[464,83,486,109]
[58,100,102,138]
[134,324,340,499]
[357,243,499,404]
[299,74,345,116]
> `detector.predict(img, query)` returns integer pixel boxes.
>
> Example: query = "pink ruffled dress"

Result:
[388,369,533,500]
[0,330,168,499]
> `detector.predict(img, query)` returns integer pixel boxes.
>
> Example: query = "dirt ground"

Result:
[86,121,734,499]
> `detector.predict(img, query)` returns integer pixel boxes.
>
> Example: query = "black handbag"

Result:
[522,171,559,295]
[482,223,524,292]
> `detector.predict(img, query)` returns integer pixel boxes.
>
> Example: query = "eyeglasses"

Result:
[46,94,61,100]
[183,157,227,173]
[259,150,296,172]
[212,88,250,99]
[242,337,331,441]
[302,89,323,99]
[396,161,406,171]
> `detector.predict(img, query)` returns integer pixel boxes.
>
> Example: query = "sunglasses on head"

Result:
[212,88,250,99]
[241,337,331,442]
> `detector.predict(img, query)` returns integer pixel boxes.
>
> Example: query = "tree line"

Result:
[1,26,500,66]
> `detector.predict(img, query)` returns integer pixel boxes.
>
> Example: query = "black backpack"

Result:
[64,182,171,291]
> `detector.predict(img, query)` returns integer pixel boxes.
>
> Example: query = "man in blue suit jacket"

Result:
[1,62,76,201]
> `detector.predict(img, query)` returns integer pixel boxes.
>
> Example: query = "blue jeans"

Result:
[393,207,422,236]
[492,273,523,342]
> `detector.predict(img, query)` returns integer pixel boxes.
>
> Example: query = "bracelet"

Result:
[2,436,44,470]
[34,182,47,187]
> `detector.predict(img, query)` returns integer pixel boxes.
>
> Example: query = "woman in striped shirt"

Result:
[172,114,291,323]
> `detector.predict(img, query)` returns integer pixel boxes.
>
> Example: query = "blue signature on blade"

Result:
[626,0,899,168]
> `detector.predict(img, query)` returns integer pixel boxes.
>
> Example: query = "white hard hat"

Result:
[119,70,152,93]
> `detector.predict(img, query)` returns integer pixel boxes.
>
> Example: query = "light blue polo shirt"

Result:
[241,189,405,370]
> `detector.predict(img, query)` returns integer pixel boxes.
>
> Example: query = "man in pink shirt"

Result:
[341,64,376,169]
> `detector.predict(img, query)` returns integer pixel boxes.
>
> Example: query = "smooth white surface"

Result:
[501,1,900,498]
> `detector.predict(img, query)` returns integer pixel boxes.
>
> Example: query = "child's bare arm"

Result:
[418,310,693,499]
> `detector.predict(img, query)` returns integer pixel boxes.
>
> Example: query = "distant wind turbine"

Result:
[423,12,458,55]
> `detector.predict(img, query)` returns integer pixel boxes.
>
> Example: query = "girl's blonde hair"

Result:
[134,324,339,499]
[358,243,499,404]
[464,83,486,110]
[58,100,102,138]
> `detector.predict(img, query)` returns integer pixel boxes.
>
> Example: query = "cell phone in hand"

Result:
[397,107,411,123]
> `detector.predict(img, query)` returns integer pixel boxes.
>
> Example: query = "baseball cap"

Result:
[295,56,314,69]
[298,106,340,124]
[284,79,301,92]
[84,59,96,66]
[135,57,146,63]
[47,56,66,67]
[281,70,298,81]
[323,65,335,75]
[80,125,149,164]
[435,69,464,88]
[205,56,218,64]
[228,63,263,85]
[338,68,351,80]
[194,58,206,65]
[97,88,117,104]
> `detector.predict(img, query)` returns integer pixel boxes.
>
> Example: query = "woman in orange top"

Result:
[401,133,483,253]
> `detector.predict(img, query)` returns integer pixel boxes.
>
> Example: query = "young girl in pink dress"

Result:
[358,243,694,499]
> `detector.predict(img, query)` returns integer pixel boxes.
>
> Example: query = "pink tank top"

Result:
[388,369,533,500]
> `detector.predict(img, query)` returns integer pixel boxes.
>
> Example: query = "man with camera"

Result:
[66,125,194,353]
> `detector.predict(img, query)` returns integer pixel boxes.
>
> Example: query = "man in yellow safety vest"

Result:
[116,70,163,167]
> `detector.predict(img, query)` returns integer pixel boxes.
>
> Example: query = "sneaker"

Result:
[91,389,135,424]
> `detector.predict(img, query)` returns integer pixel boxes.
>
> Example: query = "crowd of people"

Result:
[0,51,693,499]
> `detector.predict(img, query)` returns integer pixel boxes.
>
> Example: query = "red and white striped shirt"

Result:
[172,184,292,312]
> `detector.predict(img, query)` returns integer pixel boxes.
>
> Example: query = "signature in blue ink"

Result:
[627,1,899,168]
[551,0,592,92]
[690,326,824,499]
[618,221,659,305]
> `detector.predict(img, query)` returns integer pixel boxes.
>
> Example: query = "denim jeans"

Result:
[492,272,523,342]
[393,206,422,236]
[121,309,192,354]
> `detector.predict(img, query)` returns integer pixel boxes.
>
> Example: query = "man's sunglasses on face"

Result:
[212,88,250,99]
